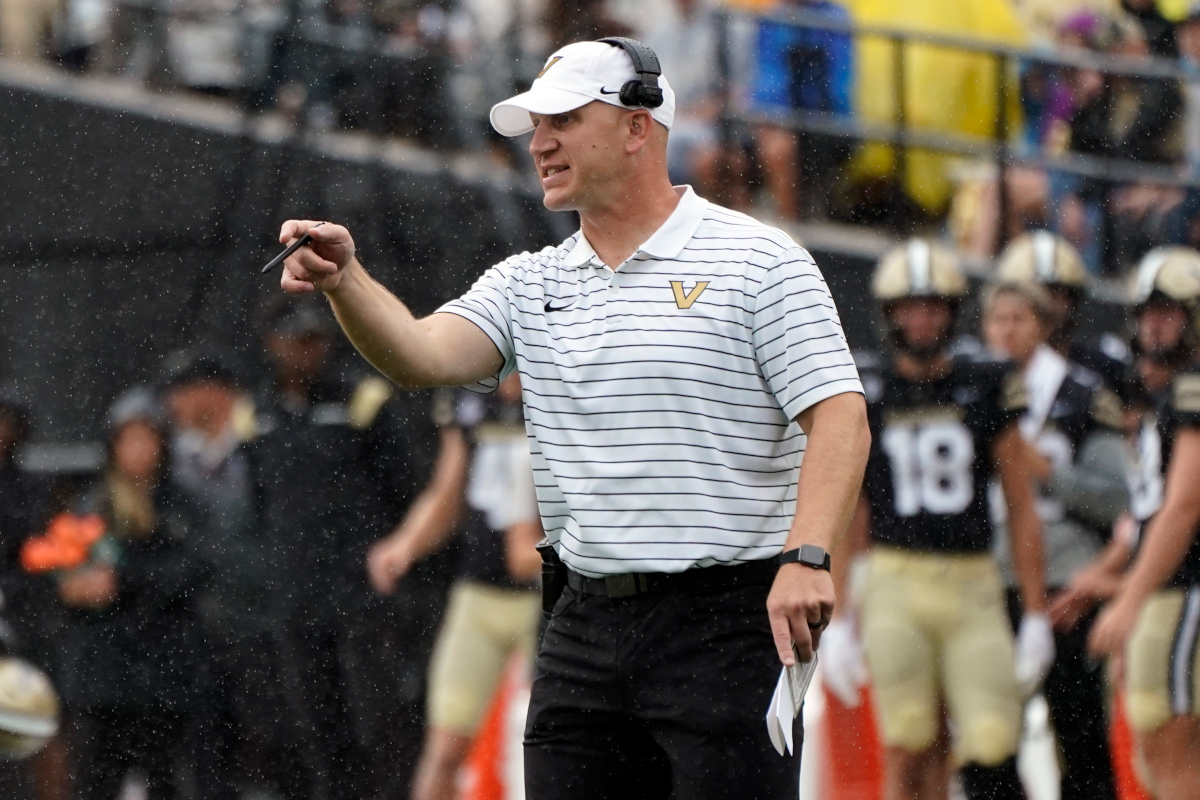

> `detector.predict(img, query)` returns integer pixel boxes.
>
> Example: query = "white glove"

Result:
[817,618,869,707]
[1014,613,1056,696]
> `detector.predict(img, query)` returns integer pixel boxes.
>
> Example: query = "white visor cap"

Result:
[490,41,676,137]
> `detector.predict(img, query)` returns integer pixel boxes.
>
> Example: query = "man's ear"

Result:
[625,109,654,154]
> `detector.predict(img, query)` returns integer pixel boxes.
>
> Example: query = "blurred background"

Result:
[0,0,1196,798]
[2,0,1195,450]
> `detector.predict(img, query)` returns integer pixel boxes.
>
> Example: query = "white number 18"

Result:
[881,422,975,516]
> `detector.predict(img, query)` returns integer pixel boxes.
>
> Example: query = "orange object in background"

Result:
[461,657,529,800]
[20,513,106,574]
[462,685,508,800]
[1110,693,1152,800]
[822,684,884,800]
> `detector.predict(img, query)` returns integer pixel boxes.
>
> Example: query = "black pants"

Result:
[525,583,800,800]
[69,707,185,800]
[191,632,283,800]
[1005,590,1116,800]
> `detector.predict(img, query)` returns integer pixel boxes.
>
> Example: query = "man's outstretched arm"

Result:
[279,220,503,389]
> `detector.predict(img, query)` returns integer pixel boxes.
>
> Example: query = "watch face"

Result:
[799,545,829,569]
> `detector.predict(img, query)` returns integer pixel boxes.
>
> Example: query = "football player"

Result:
[842,239,1050,800]
[995,230,1129,396]
[1086,247,1200,800]
[982,279,1126,800]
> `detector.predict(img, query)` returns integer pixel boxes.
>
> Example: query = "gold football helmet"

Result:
[1129,246,1200,363]
[0,657,59,760]
[872,238,968,303]
[873,239,966,357]
[996,230,1088,292]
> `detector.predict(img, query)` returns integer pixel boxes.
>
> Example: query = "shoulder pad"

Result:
[999,369,1028,412]
[1090,388,1125,430]
[1099,333,1132,364]
[231,397,259,441]
[349,376,394,430]
[1172,373,1200,414]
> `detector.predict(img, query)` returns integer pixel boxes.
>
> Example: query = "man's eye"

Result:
[556,115,571,126]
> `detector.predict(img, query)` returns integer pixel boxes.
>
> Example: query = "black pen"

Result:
[261,222,326,275]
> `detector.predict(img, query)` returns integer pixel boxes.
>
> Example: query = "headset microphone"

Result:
[597,37,665,109]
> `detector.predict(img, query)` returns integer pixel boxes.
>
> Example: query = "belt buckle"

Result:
[604,574,639,598]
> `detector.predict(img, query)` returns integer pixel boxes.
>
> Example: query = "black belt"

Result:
[565,560,778,599]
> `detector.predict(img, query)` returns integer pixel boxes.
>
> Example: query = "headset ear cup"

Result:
[619,80,641,108]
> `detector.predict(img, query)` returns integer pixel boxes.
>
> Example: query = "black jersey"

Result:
[1128,371,1200,586]
[861,354,1027,553]
[1069,337,1133,404]
[992,358,1124,534]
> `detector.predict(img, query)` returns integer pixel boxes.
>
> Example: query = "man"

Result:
[367,375,542,800]
[245,295,428,800]
[981,280,1125,800]
[159,346,271,800]
[840,240,1050,800]
[276,37,869,798]
[995,231,1130,397]
[1087,247,1200,800]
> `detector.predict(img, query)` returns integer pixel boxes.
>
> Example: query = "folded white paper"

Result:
[766,651,818,756]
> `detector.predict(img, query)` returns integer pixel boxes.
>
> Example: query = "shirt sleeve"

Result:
[435,261,519,393]
[752,247,863,421]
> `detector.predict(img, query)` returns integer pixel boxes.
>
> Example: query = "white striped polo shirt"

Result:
[437,186,862,577]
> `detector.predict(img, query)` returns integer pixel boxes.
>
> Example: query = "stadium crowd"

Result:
[7,0,1200,272]
[3,0,1200,799]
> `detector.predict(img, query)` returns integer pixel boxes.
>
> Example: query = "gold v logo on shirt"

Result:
[670,281,710,309]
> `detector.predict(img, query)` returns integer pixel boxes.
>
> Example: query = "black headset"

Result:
[597,37,664,110]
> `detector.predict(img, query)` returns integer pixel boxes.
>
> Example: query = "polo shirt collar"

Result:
[562,185,708,268]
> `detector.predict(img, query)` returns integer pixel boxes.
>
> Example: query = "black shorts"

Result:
[524,582,801,800]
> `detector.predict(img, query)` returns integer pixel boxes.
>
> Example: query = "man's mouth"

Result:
[544,166,568,177]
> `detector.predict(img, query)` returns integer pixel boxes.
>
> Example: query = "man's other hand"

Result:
[279,220,356,294]
[767,563,835,665]
[367,536,414,595]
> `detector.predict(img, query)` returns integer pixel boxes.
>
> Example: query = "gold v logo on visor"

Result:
[670,281,710,309]
[536,56,562,79]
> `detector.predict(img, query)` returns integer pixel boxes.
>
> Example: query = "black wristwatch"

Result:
[778,544,831,572]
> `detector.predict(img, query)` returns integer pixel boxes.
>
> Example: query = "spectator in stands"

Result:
[52,388,202,800]
[1050,13,1184,272]
[1122,0,1177,56]
[543,0,631,54]
[641,0,720,195]
[1178,4,1200,176]
[0,0,61,64]
[749,0,853,221]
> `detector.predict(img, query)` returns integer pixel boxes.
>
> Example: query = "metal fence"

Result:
[715,5,1199,260]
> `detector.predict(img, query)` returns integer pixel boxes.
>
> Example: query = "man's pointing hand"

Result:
[279,220,356,294]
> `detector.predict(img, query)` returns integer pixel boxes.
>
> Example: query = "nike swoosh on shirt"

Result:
[544,300,573,313]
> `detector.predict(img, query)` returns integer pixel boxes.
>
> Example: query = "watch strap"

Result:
[778,544,831,571]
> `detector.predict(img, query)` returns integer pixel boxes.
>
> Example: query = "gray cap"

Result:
[106,386,168,433]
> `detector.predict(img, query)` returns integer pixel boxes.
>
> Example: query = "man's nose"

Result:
[529,123,556,156]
